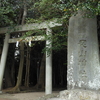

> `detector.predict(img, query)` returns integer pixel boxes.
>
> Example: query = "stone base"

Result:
[60,89,100,100]
[48,89,100,100]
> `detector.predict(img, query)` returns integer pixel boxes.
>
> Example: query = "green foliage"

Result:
[26,0,100,53]
[62,0,100,18]
[0,0,33,27]
[26,0,100,29]
[0,0,100,53]
[52,26,67,51]
[41,26,67,55]
[0,1,15,27]
[30,0,64,20]
[1,0,100,27]
[31,0,100,21]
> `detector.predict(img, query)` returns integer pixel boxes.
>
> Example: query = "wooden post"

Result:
[45,27,52,94]
[0,33,10,92]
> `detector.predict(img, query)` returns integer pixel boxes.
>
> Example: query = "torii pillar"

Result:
[45,27,52,94]
[0,33,10,92]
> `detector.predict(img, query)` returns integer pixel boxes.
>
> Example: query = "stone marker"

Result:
[67,11,100,90]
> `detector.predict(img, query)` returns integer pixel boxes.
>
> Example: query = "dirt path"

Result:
[0,91,59,100]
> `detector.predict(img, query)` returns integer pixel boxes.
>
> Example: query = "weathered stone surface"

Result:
[59,89,100,100]
[47,89,100,100]
[67,11,100,90]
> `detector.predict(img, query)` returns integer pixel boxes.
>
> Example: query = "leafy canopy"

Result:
[0,0,100,52]
[30,0,100,22]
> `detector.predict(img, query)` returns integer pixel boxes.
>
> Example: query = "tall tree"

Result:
[24,45,31,87]
[11,0,27,92]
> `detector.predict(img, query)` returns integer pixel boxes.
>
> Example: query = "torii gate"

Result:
[0,20,62,94]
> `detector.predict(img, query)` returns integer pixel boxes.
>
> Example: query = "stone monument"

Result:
[67,11,100,90]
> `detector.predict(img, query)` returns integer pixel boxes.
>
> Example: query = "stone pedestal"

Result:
[67,11,100,90]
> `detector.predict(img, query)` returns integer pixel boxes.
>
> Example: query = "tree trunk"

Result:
[24,45,31,87]
[11,59,15,86]
[13,42,24,91]
[11,1,27,92]
[34,54,45,89]
[4,66,13,88]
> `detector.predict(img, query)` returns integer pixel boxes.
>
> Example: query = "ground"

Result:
[0,90,59,100]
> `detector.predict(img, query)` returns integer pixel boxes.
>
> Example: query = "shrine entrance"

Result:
[0,20,63,94]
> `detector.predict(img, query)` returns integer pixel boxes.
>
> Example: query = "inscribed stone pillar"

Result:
[45,27,52,94]
[0,33,10,92]
[67,11,100,90]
